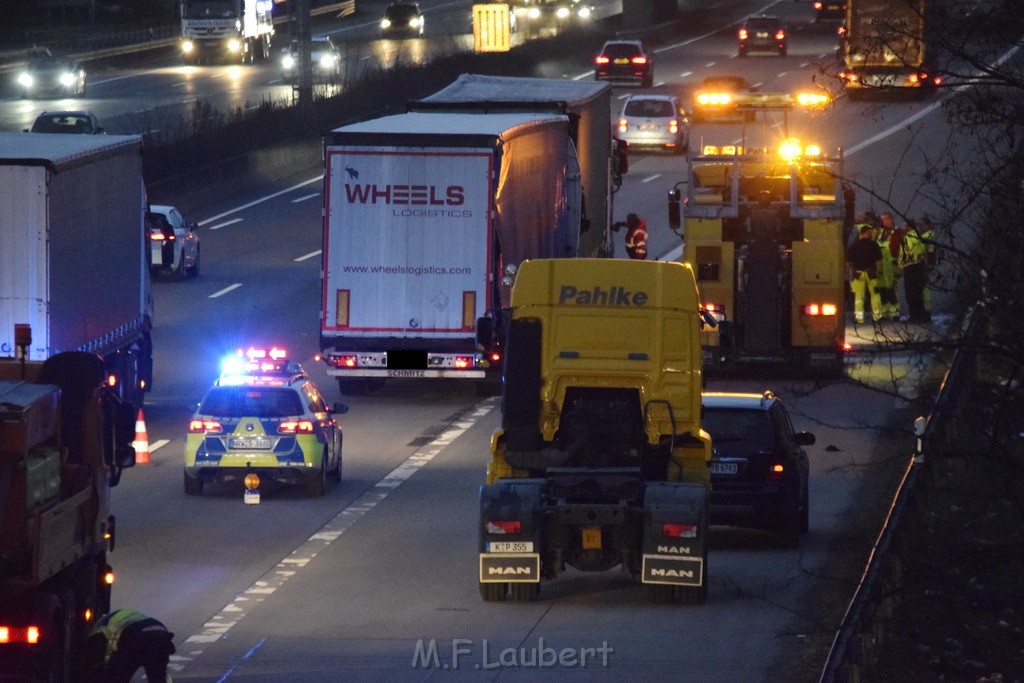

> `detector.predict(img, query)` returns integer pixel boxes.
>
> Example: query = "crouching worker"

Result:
[85,609,176,683]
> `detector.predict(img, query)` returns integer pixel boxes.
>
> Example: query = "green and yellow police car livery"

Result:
[184,347,346,497]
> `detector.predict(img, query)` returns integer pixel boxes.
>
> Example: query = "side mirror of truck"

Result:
[476,316,494,350]
[699,309,719,329]
[668,187,682,236]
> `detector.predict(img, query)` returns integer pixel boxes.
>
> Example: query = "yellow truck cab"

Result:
[479,258,712,604]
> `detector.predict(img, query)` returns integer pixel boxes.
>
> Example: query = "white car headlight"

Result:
[17,72,33,87]
[282,54,295,69]
[410,16,422,27]
[59,72,75,87]
[319,54,335,68]
[381,18,392,28]
[578,6,591,18]
[556,6,570,18]
[527,7,540,18]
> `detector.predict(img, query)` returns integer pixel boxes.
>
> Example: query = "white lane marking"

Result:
[642,174,661,183]
[172,82,188,88]
[778,72,788,77]
[705,61,715,67]
[657,43,1024,264]
[149,439,170,453]
[174,400,497,674]
[680,70,692,79]
[208,218,242,231]
[293,250,321,262]
[198,176,322,226]
[291,192,320,203]
[800,62,810,68]
[209,283,242,299]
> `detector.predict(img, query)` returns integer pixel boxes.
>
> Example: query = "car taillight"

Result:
[189,419,222,434]
[813,1,823,9]
[775,30,785,40]
[631,56,647,64]
[595,55,609,64]
[486,520,521,534]
[279,420,315,434]
[738,29,748,40]
[490,352,501,363]
[768,462,785,481]
[662,523,697,538]
[669,119,679,134]
[618,117,628,133]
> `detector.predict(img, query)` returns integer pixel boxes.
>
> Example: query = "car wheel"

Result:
[328,445,342,483]
[479,582,508,602]
[175,248,187,280]
[777,504,802,548]
[510,582,540,602]
[187,245,200,278]
[305,456,327,497]
[184,472,203,496]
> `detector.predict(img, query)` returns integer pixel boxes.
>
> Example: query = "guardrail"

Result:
[818,303,986,682]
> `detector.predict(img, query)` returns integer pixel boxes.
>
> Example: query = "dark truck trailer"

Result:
[411,73,617,259]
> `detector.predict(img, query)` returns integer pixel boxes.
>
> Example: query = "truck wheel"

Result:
[184,472,203,496]
[510,582,540,602]
[644,584,679,604]
[479,582,508,602]
[305,457,327,497]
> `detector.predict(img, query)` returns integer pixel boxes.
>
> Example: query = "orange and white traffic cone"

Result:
[133,408,151,464]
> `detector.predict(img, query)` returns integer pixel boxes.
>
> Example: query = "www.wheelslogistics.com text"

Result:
[411,638,614,670]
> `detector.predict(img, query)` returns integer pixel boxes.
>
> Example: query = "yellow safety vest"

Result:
[92,609,152,663]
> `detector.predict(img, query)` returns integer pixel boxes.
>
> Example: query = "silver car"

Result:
[280,37,341,82]
[616,94,688,154]
[148,205,200,278]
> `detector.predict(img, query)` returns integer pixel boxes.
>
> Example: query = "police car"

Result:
[184,347,346,497]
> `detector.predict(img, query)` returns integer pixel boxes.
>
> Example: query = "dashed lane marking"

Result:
[293,250,321,262]
[290,192,320,203]
[209,283,242,299]
[173,400,497,676]
[208,218,242,231]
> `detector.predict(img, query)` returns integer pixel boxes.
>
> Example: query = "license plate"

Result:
[230,436,273,450]
[582,525,601,549]
[756,31,769,37]
[614,58,629,64]
[711,462,739,475]
[488,541,534,553]
[639,124,660,131]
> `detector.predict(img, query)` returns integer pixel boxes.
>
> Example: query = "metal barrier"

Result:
[818,303,986,682]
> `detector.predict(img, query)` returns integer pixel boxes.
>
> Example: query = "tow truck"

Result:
[477,258,714,604]
[668,95,848,376]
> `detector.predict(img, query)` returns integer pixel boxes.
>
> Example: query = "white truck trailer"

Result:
[319,111,581,393]
[0,133,153,412]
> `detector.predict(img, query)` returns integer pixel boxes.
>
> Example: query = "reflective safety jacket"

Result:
[91,609,168,663]
[625,218,648,260]
[902,227,934,266]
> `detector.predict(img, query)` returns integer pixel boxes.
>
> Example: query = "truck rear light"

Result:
[454,356,473,369]
[330,355,358,368]
[279,420,315,434]
[804,303,837,316]
[662,523,697,538]
[490,352,501,363]
[0,625,44,645]
[768,462,785,480]
[107,374,117,387]
[149,233,174,241]
[189,419,222,434]
[104,569,115,585]
[486,520,521,535]
[617,118,628,133]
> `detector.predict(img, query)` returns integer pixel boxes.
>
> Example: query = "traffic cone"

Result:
[133,408,150,464]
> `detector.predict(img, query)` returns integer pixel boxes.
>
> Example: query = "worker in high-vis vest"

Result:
[901,217,935,323]
[86,609,176,682]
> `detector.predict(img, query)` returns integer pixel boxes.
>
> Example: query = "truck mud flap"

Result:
[641,482,709,586]
[479,480,544,583]
[479,553,541,583]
